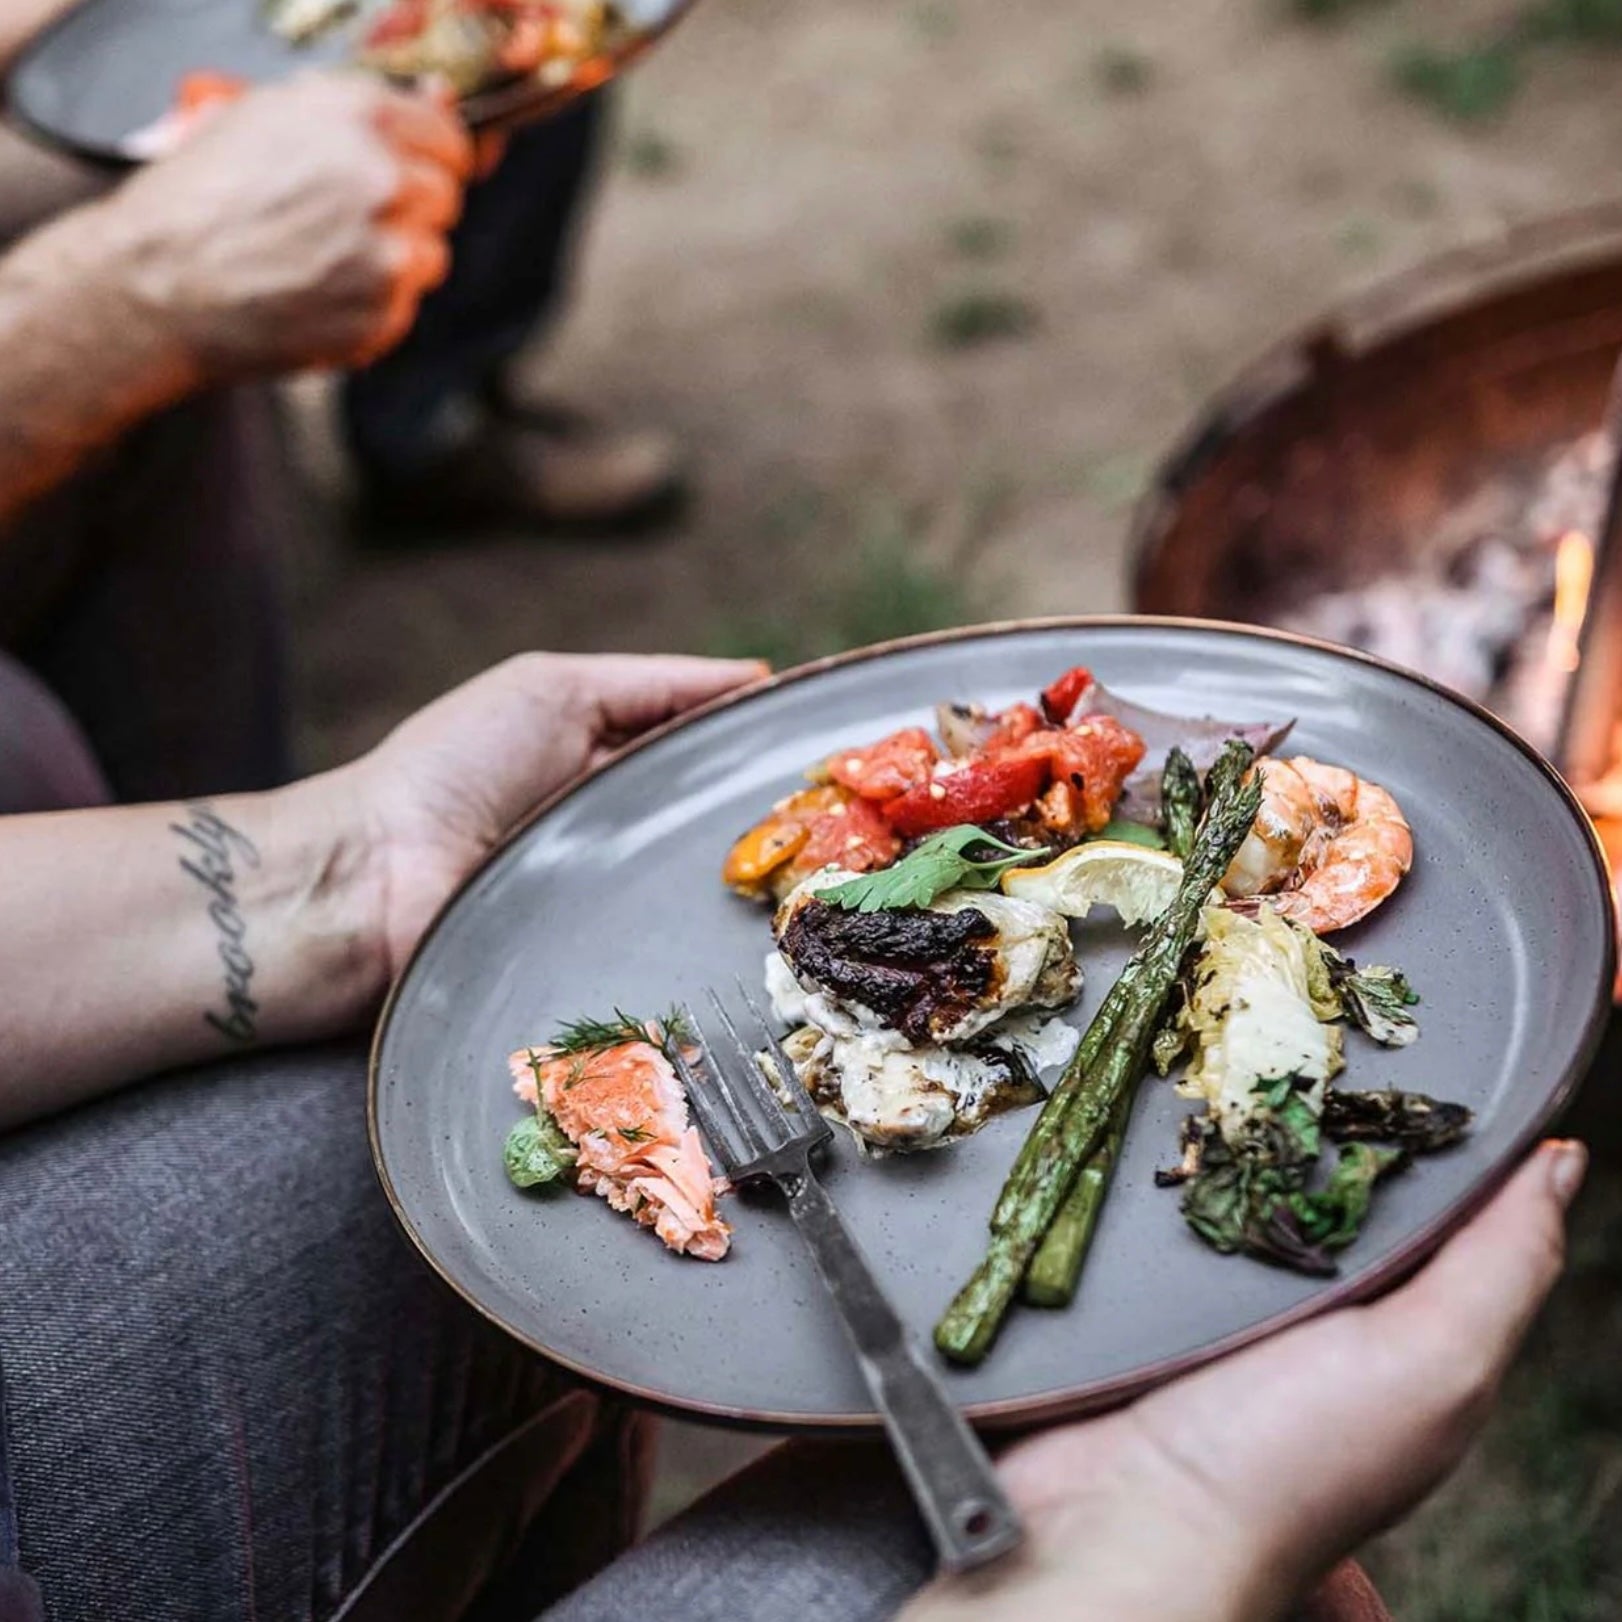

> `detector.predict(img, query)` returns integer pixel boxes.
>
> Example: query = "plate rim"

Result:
[4,0,700,164]
[368,613,1618,1431]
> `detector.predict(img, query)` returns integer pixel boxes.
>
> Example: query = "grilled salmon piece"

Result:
[509,1035,731,1260]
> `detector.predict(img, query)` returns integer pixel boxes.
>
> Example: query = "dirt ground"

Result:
[284,0,1622,1611]
[292,0,1622,765]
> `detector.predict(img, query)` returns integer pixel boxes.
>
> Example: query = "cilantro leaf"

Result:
[812,824,1049,913]
[1092,817,1167,850]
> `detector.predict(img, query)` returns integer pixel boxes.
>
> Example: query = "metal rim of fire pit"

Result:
[1126,198,1622,1015]
[1130,197,1622,617]
[369,613,1614,1432]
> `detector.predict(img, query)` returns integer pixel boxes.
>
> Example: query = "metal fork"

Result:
[670,984,1024,1574]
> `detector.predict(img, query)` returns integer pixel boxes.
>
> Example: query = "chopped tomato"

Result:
[1039,666,1096,726]
[884,755,1050,838]
[824,727,938,801]
[1010,716,1146,834]
[365,0,429,46]
[174,72,248,114]
[981,702,1046,751]
[799,795,901,872]
[1033,777,1085,838]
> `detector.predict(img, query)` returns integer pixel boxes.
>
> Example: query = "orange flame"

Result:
[1547,529,1595,676]
[1544,530,1622,995]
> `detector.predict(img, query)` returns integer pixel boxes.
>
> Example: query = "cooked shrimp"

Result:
[1222,756,1412,934]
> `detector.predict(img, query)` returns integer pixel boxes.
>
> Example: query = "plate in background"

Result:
[6,0,690,162]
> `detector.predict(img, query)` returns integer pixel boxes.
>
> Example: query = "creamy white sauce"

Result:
[764,949,810,1025]
[989,1010,1083,1072]
[766,874,1083,1151]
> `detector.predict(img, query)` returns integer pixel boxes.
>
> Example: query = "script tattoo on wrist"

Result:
[172,801,261,1044]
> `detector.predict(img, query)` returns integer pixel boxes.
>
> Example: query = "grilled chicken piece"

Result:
[762,874,1082,1152]
[775,1018,1046,1151]
[772,875,1080,1045]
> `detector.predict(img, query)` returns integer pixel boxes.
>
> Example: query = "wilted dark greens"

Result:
[1179,1090,1409,1277]
[1299,930,1422,1048]
[1323,1087,1474,1155]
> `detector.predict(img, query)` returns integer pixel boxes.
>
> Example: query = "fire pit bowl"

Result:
[1130,202,1622,1138]
[1132,202,1622,644]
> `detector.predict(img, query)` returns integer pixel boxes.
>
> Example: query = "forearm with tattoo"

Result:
[0,777,382,1128]
[172,802,261,1044]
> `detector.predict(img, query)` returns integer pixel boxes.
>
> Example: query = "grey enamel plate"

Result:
[370,619,1615,1430]
[7,0,688,163]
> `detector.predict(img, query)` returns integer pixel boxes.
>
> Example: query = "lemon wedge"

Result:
[1001,841,1184,926]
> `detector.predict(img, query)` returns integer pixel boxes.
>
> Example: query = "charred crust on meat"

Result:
[778,899,1000,1043]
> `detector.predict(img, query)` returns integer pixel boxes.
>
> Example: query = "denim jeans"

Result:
[0,1044,654,1622]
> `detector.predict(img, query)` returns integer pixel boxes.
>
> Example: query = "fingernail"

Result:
[1546,1139,1588,1208]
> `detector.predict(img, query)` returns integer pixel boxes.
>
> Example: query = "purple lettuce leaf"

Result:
[1073,679,1294,824]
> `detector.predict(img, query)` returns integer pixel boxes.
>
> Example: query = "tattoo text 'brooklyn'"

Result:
[172,801,261,1043]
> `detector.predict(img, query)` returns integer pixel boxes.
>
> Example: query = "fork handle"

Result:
[784,1170,1024,1573]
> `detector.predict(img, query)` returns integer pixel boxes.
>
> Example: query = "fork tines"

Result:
[669,981,832,1178]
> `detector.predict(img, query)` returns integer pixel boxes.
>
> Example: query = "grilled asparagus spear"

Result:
[1022,1095,1129,1307]
[1162,746,1202,861]
[934,742,1261,1364]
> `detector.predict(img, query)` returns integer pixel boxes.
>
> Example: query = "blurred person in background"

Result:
[341,89,682,538]
[0,642,1583,1622]
[0,70,470,806]
[0,51,671,809]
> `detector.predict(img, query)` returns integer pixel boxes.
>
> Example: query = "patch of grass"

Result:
[1389,42,1521,123]
[623,130,682,180]
[702,617,807,671]
[1336,216,1383,259]
[974,121,1022,174]
[826,506,975,650]
[1522,0,1622,42]
[703,502,982,666]
[910,0,958,41]
[1384,0,1622,127]
[1092,43,1155,94]
[928,290,1038,349]
[945,216,1015,262]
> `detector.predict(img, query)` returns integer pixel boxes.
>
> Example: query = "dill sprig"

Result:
[549,1006,691,1056]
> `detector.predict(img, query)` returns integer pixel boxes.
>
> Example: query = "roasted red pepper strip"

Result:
[1039,666,1096,725]
[883,755,1050,838]
[799,794,902,871]
[982,702,1045,751]
[1010,715,1146,833]
[824,727,939,801]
